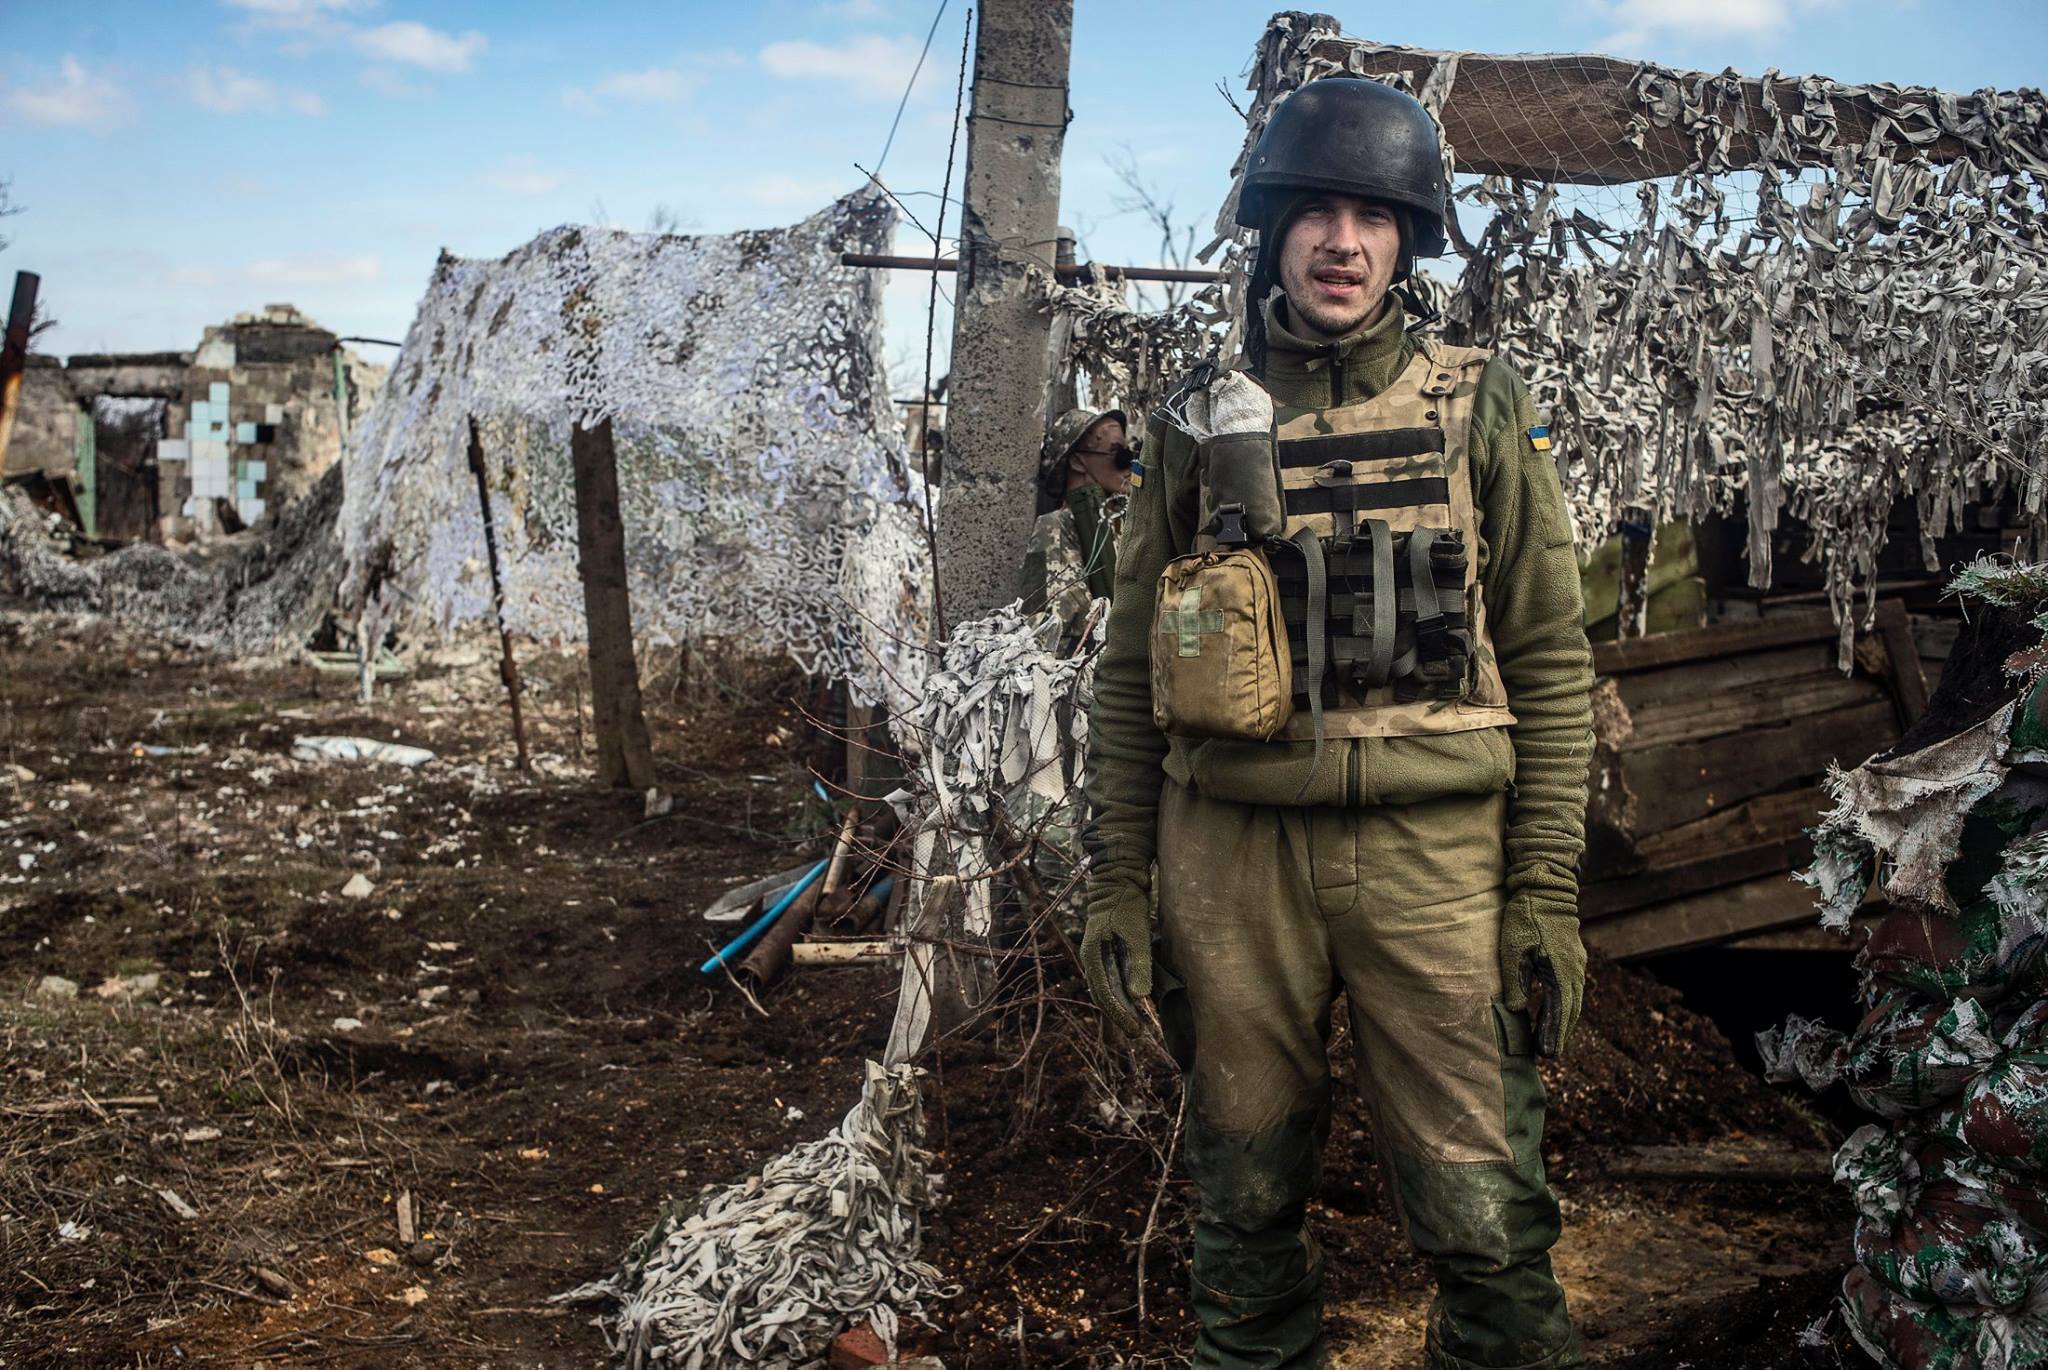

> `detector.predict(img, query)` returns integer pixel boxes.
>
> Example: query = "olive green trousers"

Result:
[1155,780,1583,1370]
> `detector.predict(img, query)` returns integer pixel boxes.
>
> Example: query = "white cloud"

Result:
[1588,0,1839,51]
[741,173,857,210]
[359,66,430,98]
[352,20,485,72]
[186,65,326,116]
[597,67,694,102]
[172,253,381,290]
[759,34,931,101]
[3,56,131,130]
[222,0,376,28]
[563,66,697,113]
[478,157,566,196]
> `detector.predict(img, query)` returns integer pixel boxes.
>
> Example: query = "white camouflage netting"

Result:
[1049,14,2048,645]
[340,189,931,709]
[883,599,1105,1063]
[558,1062,952,1368]
[1266,18,2047,622]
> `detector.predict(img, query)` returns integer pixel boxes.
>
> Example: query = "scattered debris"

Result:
[156,1188,200,1220]
[31,974,78,1001]
[291,736,436,769]
[93,972,160,1000]
[339,873,375,900]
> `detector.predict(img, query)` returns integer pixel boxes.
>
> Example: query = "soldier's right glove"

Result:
[1499,892,1586,1058]
[1079,876,1152,1038]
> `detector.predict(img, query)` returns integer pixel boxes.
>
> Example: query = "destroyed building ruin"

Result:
[3,304,385,543]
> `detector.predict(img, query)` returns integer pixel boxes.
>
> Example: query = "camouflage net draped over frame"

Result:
[340,190,931,710]
[1051,13,2048,646]
[1760,560,2048,1368]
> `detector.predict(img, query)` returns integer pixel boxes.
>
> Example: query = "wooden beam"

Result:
[1593,607,1837,675]
[1582,872,1819,960]
[1622,698,1895,836]
[1873,598,1931,727]
[1581,836,1808,922]
[1630,785,1825,869]
[0,271,39,470]
[1612,642,1838,709]
[1619,670,1886,752]
[1315,39,2027,184]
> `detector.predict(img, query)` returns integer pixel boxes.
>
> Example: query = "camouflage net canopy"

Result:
[340,190,931,710]
[1761,561,2048,1367]
[1052,13,2048,645]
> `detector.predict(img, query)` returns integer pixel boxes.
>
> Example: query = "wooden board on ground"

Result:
[1602,1143,1834,1184]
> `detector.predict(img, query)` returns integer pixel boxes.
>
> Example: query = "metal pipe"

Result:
[699,859,829,974]
[840,251,1225,284]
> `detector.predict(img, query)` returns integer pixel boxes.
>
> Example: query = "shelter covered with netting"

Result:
[338,189,932,709]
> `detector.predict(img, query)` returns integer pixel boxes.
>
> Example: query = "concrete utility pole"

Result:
[933,0,1074,627]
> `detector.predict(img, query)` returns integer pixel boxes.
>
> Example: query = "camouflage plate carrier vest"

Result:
[1270,341,1515,739]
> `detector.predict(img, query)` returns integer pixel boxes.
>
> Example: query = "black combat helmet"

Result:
[1235,77,1448,260]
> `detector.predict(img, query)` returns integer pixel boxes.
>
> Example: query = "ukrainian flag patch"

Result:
[1526,425,1552,451]
[1127,460,1146,489]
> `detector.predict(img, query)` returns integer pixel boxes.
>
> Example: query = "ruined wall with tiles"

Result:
[5,305,384,542]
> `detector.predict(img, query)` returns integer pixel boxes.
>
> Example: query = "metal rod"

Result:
[337,336,405,347]
[467,416,530,773]
[840,251,1224,284]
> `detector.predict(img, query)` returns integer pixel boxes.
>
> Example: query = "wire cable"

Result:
[872,0,950,178]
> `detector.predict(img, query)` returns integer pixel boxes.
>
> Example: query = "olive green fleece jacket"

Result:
[1083,296,1593,919]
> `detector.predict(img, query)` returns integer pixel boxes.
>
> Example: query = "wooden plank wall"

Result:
[1578,601,1926,960]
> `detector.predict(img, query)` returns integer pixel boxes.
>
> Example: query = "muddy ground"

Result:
[0,610,1866,1367]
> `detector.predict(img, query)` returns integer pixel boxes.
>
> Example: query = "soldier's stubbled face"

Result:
[1276,193,1401,341]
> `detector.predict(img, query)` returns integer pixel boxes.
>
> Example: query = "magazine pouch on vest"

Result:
[1269,343,1517,741]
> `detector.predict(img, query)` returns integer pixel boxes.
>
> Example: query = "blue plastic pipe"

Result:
[699,858,829,975]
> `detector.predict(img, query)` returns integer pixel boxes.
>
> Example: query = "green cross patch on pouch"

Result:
[1158,585,1225,657]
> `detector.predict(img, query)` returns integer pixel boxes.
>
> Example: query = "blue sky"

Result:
[3,0,2043,382]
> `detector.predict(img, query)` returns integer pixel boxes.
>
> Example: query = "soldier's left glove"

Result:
[1500,893,1585,1057]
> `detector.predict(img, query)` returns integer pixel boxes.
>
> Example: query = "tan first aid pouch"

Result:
[1149,547,1294,741]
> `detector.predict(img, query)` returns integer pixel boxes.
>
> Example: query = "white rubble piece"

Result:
[291,735,436,769]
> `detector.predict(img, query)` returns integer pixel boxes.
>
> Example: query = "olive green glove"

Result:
[1499,892,1585,1057]
[1079,876,1152,1037]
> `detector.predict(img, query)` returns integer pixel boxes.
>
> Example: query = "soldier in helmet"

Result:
[1080,78,1592,1367]
[1019,406,1133,633]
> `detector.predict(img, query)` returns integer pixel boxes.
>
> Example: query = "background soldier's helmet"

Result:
[1234,77,1449,260]
[1042,407,1126,471]
[1039,407,1129,507]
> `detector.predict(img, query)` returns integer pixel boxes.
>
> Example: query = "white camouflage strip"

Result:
[557,1061,953,1367]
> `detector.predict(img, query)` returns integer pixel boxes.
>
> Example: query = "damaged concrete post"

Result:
[932,0,1074,627]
